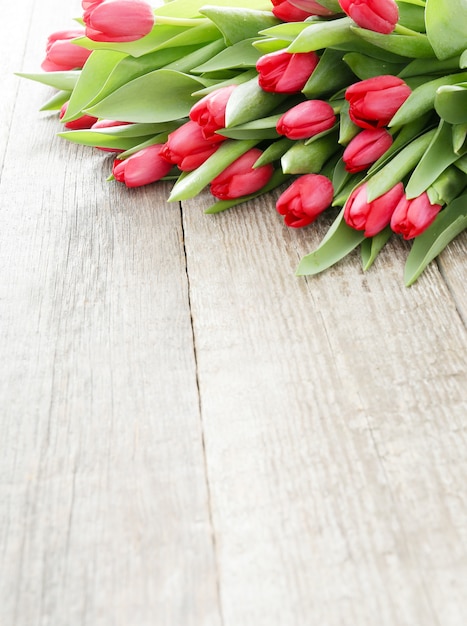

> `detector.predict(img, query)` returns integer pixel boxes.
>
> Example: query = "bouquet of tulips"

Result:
[20,0,467,285]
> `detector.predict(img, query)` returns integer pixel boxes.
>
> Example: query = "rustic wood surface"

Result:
[1,2,466,625]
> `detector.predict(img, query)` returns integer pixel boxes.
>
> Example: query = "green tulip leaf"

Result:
[296,210,365,276]
[303,48,356,97]
[154,0,272,18]
[404,192,467,285]
[192,38,260,72]
[352,27,435,58]
[252,137,294,167]
[258,22,312,43]
[39,90,71,111]
[425,0,467,60]
[453,124,467,154]
[366,129,436,201]
[61,50,126,121]
[389,72,467,127]
[281,133,339,174]
[361,228,392,271]
[435,84,467,125]
[199,7,279,46]
[84,70,206,122]
[217,115,280,140]
[405,122,461,199]
[398,55,461,79]
[225,77,287,127]
[16,71,80,91]
[287,17,354,53]
[342,51,405,80]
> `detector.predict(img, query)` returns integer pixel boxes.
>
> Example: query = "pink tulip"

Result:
[160,121,220,171]
[276,174,333,228]
[59,102,98,130]
[41,29,92,72]
[287,0,334,15]
[276,100,336,140]
[390,192,442,239]
[343,128,393,173]
[271,0,332,20]
[83,0,154,42]
[345,75,411,129]
[189,86,236,142]
[344,182,404,237]
[256,49,320,94]
[338,0,398,34]
[112,144,172,187]
[210,149,274,200]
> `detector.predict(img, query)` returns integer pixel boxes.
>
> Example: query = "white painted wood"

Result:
[1,3,221,625]
[182,190,467,626]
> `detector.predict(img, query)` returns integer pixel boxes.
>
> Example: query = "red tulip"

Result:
[343,128,393,173]
[256,49,320,94]
[276,100,336,140]
[210,149,274,200]
[338,0,398,34]
[345,75,411,129]
[271,0,332,20]
[288,0,334,15]
[41,29,92,72]
[112,144,172,187]
[59,102,98,130]
[83,0,154,42]
[276,174,333,228]
[160,121,220,171]
[390,192,442,239]
[189,86,236,142]
[344,182,404,237]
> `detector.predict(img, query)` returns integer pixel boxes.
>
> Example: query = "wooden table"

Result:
[2,1,467,624]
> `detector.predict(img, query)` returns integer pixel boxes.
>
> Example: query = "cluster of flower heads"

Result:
[30,0,467,283]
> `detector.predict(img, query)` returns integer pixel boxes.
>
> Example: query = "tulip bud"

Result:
[390,192,442,239]
[344,182,404,237]
[338,0,398,34]
[288,0,335,15]
[83,0,155,43]
[189,86,236,143]
[41,29,92,72]
[343,128,393,173]
[59,102,98,130]
[112,144,172,188]
[210,149,274,200]
[256,49,320,94]
[276,100,336,140]
[160,121,220,171]
[276,174,334,228]
[345,75,411,130]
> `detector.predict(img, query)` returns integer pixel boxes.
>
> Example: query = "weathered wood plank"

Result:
[0,3,221,625]
[182,190,467,626]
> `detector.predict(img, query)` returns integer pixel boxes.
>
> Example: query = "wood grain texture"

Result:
[182,190,467,626]
[1,1,466,625]
[1,3,221,625]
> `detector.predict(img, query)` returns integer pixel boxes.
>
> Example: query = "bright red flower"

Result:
[256,49,320,94]
[271,0,332,20]
[276,174,333,228]
[338,0,398,34]
[83,0,154,42]
[345,75,411,129]
[112,144,173,188]
[210,149,274,200]
[160,121,220,171]
[41,29,92,72]
[344,182,404,237]
[343,128,393,173]
[390,192,442,239]
[288,0,334,15]
[276,100,336,140]
[59,102,97,130]
[189,86,236,143]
